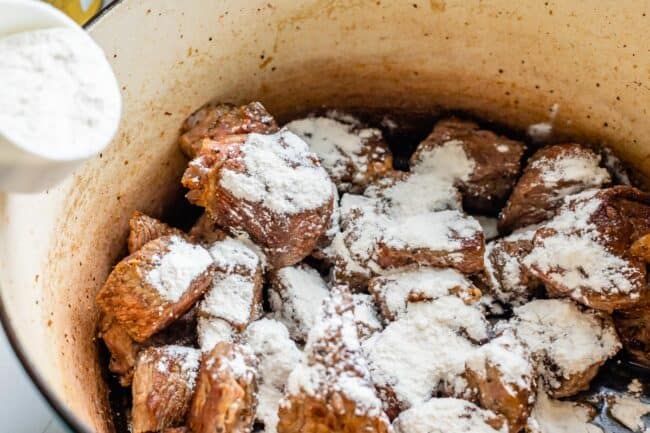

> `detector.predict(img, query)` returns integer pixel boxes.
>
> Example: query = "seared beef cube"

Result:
[97,235,214,342]
[330,194,485,290]
[269,264,329,342]
[499,143,610,233]
[128,211,188,253]
[286,110,393,194]
[392,398,507,433]
[369,268,481,322]
[179,101,278,158]
[465,332,536,433]
[188,342,258,433]
[278,287,391,433]
[498,299,620,398]
[523,187,650,311]
[410,118,526,214]
[479,226,541,308]
[131,346,200,433]
[182,129,334,268]
[198,237,264,331]
[243,319,303,433]
[363,297,489,417]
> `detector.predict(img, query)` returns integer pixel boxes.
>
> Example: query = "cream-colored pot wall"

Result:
[1,1,649,431]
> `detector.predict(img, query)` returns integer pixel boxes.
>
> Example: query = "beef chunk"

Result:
[96,235,214,342]
[131,346,200,433]
[187,342,258,433]
[128,211,187,253]
[182,129,334,268]
[523,187,650,311]
[278,287,391,433]
[410,117,526,214]
[179,101,278,158]
[286,110,393,194]
[499,143,610,233]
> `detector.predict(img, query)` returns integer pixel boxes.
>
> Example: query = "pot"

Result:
[1,1,649,432]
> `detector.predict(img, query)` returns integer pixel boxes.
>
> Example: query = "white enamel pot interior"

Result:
[1,1,650,432]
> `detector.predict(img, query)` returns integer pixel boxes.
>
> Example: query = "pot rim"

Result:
[0,3,125,432]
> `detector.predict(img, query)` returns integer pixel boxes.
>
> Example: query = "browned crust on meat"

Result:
[182,143,333,268]
[465,363,536,433]
[187,343,258,433]
[131,347,198,433]
[411,117,526,214]
[128,211,187,253]
[179,101,278,158]
[188,212,229,245]
[499,144,608,233]
[96,236,214,342]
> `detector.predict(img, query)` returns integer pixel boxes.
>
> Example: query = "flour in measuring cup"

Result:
[0,27,120,160]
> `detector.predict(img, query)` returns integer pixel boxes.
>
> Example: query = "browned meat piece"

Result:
[128,211,187,254]
[614,295,650,367]
[392,398,508,433]
[330,194,485,290]
[477,226,541,308]
[410,117,526,214]
[188,342,258,433]
[182,129,334,269]
[278,287,392,433]
[99,314,139,386]
[99,307,199,387]
[499,143,611,233]
[368,268,481,322]
[363,297,489,418]
[465,332,537,433]
[188,212,228,245]
[630,233,650,262]
[131,346,201,433]
[498,299,621,398]
[351,293,383,340]
[523,187,650,312]
[268,263,329,342]
[179,101,278,158]
[96,235,214,342]
[198,237,264,331]
[285,110,393,193]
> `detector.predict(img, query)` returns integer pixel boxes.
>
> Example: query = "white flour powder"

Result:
[0,27,120,159]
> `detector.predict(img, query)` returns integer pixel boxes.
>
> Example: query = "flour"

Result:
[148,345,200,390]
[500,299,620,392]
[269,264,329,341]
[393,398,507,433]
[530,151,610,189]
[284,288,387,420]
[285,111,389,191]
[410,139,476,182]
[466,331,534,396]
[208,237,260,273]
[476,216,499,240]
[219,129,332,214]
[523,191,642,300]
[244,319,303,433]
[145,236,213,302]
[527,390,602,433]
[369,268,479,321]
[197,316,236,353]
[363,297,488,408]
[199,273,258,327]
[0,27,120,159]
[527,103,559,143]
[351,293,383,340]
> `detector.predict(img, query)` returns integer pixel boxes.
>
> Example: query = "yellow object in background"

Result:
[43,0,102,25]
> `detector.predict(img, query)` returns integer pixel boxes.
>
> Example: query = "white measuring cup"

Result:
[0,0,121,193]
